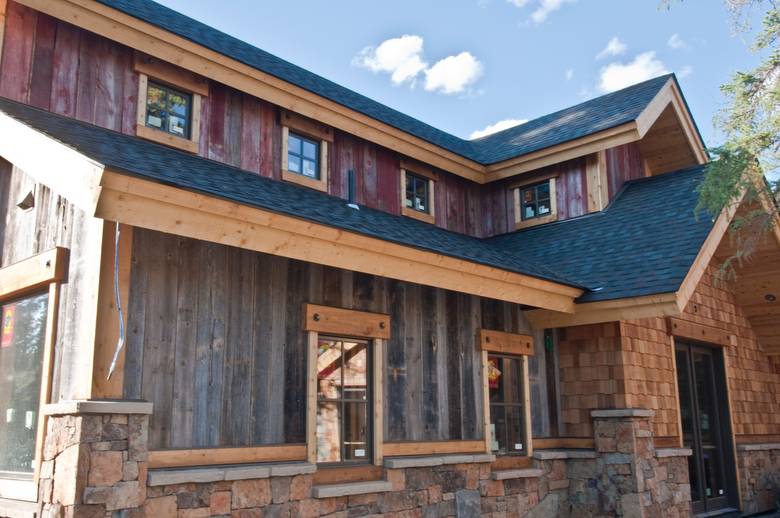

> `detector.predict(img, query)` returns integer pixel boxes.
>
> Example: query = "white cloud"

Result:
[565,68,574,80]
[596,36,627,60]
[530,0,574,24]
[598,51,669,93]
[677,65,693,78]
[353,35,427,86]
[469,118,528,139]
[667,33,686,49]
[506,0,530,6]
[424,52,484,94]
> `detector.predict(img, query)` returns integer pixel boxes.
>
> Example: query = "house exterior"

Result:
[0,0,777,516]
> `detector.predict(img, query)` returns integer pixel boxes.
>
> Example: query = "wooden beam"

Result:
[282,110,334,143]
[135,123,199,154]
[134,51,210,97]
[16,0,485,182]
[34,282,60,485]
[585,150,608,213]
[522,356,533,457]
[306,331,318,464]
[383,440,486,457]
[532,437,595,449]
[91,224,133,398]
[666,318,736,347]
[304,304,390,340]
[96,171,583,313]
[0,112,105,214]
[373,339,384,466]
[481,350,491,454]
[478,329,534,356]
[526,293,680,329]
[148,444,307,468]
[0,248,68,300]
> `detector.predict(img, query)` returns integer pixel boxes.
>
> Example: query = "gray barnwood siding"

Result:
[123,228,556,450]
[0,159,104,401]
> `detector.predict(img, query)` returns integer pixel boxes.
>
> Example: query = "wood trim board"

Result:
[666,318,736,347]
[478,329,534,356]
[382,440,487,457]
[148,444,307,468]
[304,304,390,340]
[0,248,68,300]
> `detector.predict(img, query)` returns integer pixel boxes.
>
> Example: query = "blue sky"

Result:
[156,0,765,148]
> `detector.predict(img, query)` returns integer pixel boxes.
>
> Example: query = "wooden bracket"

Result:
[303,303,390,339]
[666,317,736,348]
[478,329,534,356]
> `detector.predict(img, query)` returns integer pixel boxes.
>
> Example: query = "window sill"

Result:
[0,478,37,502]
[515,213,557,230]
[491,468,544,481]
[147,461,316,486]
[282,169,328,192]
[383,453,495,469]
[401,206,435,224]
[312,480,392,499]
[136,124,198,153]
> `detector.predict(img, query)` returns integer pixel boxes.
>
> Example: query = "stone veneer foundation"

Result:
[0,403,712,517]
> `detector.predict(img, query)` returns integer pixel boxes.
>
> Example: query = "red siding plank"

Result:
[0,1,37,102]
[240,95,262,174]
[29,12,56,110]
[50,20,80,117]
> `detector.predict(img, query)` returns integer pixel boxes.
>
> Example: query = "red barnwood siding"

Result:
[0,1,636,238]
[606,142,644,200]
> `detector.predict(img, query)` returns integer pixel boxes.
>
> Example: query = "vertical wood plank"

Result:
[284,259,307,443]
[0,1,36,102]
[225,88,243,168]
[50,21,80,117]
[240,95,262,174]
[306,331,317,463]
[386,279,407,441]
[28,12,56,110]
[373,338,384,465]
[75,31,100,124]
[481,350,490,453]
[93,36,122,131]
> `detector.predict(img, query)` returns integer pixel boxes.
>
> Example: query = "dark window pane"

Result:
[537,182,550,198]
[343,401,369,461]
[145,82,191,139]
[520,181,554,221]
[490,405,506,454]
[523,204,537,220]
[302,140,318,160]
[506,404,525,453]
[316,401,341,463]
[0,292,48,474]
[538,202,551,215]
[288,155,302,174]
[288,134,302,155]
[488,356,503,403]
[405,173,430,214]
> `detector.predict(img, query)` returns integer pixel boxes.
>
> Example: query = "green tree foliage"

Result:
[664,1,779,275]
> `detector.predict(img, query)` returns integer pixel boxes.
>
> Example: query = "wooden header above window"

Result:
[666,318,736,348]
[0,248,68,301]
[134,53,209,97]
[478,329,534,356]
[304,303,390,339]
[282,110,334,142]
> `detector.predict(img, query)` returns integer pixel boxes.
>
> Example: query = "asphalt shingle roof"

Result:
[95,0,680,165]
[0,97,583,289]
[487,165,714,302]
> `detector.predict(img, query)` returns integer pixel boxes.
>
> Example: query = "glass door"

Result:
[675,342,737,514]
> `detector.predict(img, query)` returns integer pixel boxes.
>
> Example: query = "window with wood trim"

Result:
[281,126,329,192]
[488,354,526,455]
[316,336,372,464]
[134,54,206,154]
[400,168,436,224]
[0,292,48,476]
[512,177,557,229]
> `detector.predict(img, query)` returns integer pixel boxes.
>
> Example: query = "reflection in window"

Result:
[520,181,552,221]
[404,172,430,214]
[287,132,320,180]
[488,354,525,455]
[316,337,370,464]
[145,81,192,139]
[0,292,48,475]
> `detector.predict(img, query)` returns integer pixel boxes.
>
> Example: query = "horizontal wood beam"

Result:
[304,303,390,339]
[478,329,534,356]
[96,171,582,313]
[0,247,68,300]
[526,293,680,329]
[148,444,307,469]
[532,437,594,450]
[383,440,486,457]
[667,318,736,347]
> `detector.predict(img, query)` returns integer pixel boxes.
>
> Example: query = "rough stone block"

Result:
[88,451,123,486]
[232,478,271,509]
[455,489,480,518]
[143,495,177,516]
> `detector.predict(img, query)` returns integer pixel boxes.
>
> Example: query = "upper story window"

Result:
[134,54,208,154]
[400,160,436,224]
[512,176,558,229]
[281,111,332,193]
[287,132,320,180]
[405,172,430,214]
[145,82,193,139]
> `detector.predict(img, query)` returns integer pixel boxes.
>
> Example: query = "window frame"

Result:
[0,248,67,501]
[281,111,332,193]
[400,160,436,224]
[134,54,207,154]
[315,335,373,466]
[512,175,558,230]
[304,304,389,467]
[143,80,194,140]
[487,353,527,456]
[478,329,534,458]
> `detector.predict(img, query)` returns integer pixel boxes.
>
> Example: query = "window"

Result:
[134,55,207,153]
[280,114,331,193]
[145,81,192,139]
[287,132,320,181]
[488,353,526,455]
[512,176,558,229]
[405,172,430,214]
[0,292,48,476]
[400,165,436,224]
[316,336,371,464]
